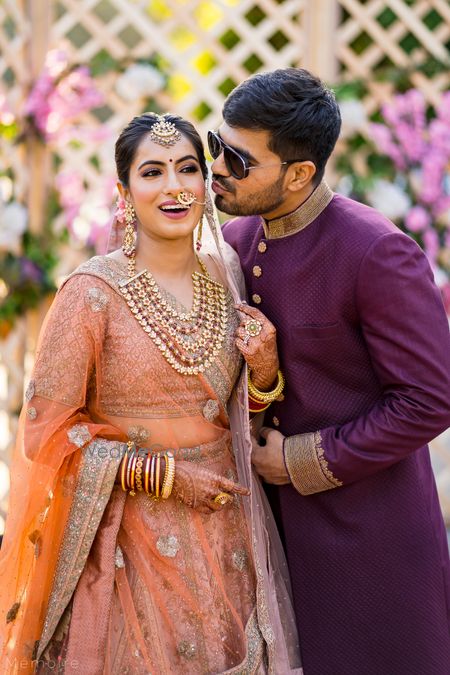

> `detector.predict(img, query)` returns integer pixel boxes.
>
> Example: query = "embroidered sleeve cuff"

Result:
[284,431,343,495]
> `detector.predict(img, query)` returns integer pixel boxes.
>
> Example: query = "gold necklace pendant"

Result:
[121,253,228,375]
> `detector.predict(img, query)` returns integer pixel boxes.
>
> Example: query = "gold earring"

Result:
[122,201,136,257]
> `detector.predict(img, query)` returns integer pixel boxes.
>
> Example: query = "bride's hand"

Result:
[235,303,279,390]
[173,460,250,514]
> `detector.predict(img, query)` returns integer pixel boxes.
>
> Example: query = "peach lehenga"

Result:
[0,250,302,674]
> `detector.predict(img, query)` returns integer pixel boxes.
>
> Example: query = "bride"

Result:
[0,112,302,674]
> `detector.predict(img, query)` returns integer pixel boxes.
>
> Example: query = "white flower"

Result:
[433,266,448,288]
[367,180,411,221]
[335,175,353,197]
[0,201,28,254]
[339,99,367,137]
[115,63,165,102]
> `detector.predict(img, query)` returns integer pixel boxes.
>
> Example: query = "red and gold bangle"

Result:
[161,451,175,499]
[144,454,151,496]
[248,397,271,413]
[150,454,156,495]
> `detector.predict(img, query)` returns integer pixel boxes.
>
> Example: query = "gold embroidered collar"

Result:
[262,180,334,239]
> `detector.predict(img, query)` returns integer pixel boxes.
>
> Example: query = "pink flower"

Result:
[437,92,450,124]
[114,196,127,224]
[24,53,103,141]
[422,228,439,264]
[419,153,447,204]
[441,282,450,316]
[405,206,430,233]
[429,119,450,157]
[375,90,428,165]
[55,171,84,227]
[369,123,405,169]
[433,195,450,220]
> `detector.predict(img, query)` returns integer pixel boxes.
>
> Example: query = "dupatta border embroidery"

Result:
[37,439,124,659]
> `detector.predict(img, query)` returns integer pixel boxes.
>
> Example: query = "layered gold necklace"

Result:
[119,253,228,375]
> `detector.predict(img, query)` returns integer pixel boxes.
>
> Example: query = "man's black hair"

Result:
[223,68,341,184]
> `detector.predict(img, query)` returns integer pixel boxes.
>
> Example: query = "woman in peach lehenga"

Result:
[0,113,302,674]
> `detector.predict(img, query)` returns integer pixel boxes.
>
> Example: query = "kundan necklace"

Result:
[119,252,228,375]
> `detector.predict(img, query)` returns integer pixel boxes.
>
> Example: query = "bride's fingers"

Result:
[234,303,264,321]
[218,476,250,496]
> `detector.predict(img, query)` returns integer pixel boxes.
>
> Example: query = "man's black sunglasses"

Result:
[207,130,305,180]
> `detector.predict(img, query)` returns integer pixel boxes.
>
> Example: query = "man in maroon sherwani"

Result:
[210,68,450,674]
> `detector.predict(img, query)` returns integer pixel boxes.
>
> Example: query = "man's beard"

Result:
[213,173,286,217]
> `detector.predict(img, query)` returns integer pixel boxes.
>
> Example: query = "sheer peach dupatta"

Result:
[0,276,126,673]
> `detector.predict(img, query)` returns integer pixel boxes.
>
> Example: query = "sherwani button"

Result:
[258,241,267,253]
[253,265,262,278]
[252,294,262,304]
[272,416,280,427]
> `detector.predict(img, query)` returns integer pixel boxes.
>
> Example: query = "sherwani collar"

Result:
[262,180,334,239]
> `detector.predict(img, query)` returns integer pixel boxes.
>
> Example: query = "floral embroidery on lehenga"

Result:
[202,398,220,422]
[67,424,92,448]
[25,379,35,402]
[27,406,37,420]
[232,549,248,572]
[127,424,150,445]
[85,286,109,312]
[156,534,180,558]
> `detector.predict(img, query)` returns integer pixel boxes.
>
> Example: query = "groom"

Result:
[212,68,450,675]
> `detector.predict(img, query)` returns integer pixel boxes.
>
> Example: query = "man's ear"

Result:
[117,181,131,202]
[286,161,316,193]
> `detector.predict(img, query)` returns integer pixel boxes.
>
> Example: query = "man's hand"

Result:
[251,428,290,485]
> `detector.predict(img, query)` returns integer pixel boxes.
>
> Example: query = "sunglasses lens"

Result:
[207,131,221,159]
[224,148,245,180]
[208,131,246,179]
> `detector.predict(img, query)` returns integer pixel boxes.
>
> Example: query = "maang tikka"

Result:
[148,114,181,147]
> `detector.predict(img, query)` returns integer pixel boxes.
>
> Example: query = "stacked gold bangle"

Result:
[120,443,176,501]
[161,451,175,499]
[248,369,285,412]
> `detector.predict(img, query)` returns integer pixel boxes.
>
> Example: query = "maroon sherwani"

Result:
[222,181,450,675]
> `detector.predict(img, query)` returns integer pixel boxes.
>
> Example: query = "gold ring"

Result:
[213,492,233,506]
[244,319,262,337]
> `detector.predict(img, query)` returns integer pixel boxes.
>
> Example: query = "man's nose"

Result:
[211,153,229,177]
